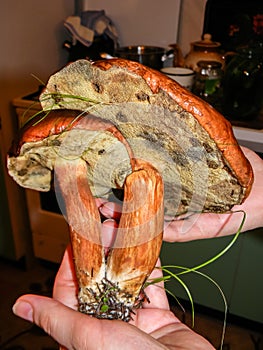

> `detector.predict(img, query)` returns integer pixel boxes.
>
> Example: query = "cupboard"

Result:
[161,227,263,323]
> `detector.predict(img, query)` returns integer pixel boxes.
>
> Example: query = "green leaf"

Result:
[100,304,109,313]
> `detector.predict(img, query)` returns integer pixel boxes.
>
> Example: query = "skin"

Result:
[12,148,262,349]
[13,242,215,350]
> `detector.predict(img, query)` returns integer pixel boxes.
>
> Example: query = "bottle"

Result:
[192,60,223,110]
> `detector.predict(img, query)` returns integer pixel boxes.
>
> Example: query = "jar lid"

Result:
[193,34,221,49]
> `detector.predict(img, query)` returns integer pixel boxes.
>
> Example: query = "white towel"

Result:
[64,10,119,48]
[64,16,94,47]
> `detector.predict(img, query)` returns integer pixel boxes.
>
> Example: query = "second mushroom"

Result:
[7,109,164,321]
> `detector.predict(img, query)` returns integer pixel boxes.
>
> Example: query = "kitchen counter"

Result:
[233,126,263,154]
[228,107,263,154]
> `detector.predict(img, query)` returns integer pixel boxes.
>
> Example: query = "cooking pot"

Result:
[114,45,174,70]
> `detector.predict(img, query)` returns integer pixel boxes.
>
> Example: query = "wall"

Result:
[0,0,74,260]
[1,0,74,151]
[84,0,207,54]
[177,0,207,55]
[0,0,207,260]
[83,0,181,47]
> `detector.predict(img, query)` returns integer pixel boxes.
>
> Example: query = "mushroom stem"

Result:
[55,156,164,321]
[54,157,105,299]
[107,160,164,307]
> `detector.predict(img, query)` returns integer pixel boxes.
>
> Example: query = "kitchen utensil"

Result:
[114,45,174,70]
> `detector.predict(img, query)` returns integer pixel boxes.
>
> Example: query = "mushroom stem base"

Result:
[78,277,144,322]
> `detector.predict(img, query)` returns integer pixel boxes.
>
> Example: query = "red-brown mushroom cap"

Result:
[35,58,253,216]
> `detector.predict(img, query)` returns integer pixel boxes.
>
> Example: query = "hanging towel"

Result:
[64,10,119,48]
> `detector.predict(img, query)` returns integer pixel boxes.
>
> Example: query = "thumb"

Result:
[12,294,103,350]
[12,295,163,350]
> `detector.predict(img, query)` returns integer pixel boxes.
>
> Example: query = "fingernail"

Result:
[13,300,33,322]
[103,218,117,225]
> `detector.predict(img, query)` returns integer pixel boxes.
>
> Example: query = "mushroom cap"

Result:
[7,109,133,197]
[8,59,253,217]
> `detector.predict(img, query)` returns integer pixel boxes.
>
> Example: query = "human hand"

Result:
[12,225,215,349]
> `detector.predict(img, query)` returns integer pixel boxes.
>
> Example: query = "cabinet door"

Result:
[160,234,243,312]
[0,146,15,258]
[229,228,263,323]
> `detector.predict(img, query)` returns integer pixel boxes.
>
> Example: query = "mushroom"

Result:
[7,58,254,321]
[7,108,164,321]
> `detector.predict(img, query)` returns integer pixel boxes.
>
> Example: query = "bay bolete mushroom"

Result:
[7,58,254,321]
[8,108,164,321]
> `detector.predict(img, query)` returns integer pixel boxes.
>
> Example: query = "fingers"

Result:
[163,208,250,242]
[12,294,162,350]
[163,212,234,242]
[98,200,122,221]
[12,294,102,350]
[143,259,170,311]
[131,260,179,334]
[53,246,78,308]
[101,219,118,254]
[150,322,216,349]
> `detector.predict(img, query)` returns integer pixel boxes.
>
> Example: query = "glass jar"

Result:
[192,60,223,109]
[222,43,263,120]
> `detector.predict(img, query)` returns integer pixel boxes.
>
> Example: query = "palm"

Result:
[14,147,262,349]
[53,246,214,349]
[53,246,171,326]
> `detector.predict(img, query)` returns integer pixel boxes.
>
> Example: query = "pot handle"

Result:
[162,49,174,62]
[100,52,116,59]
[168,44,185,67]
